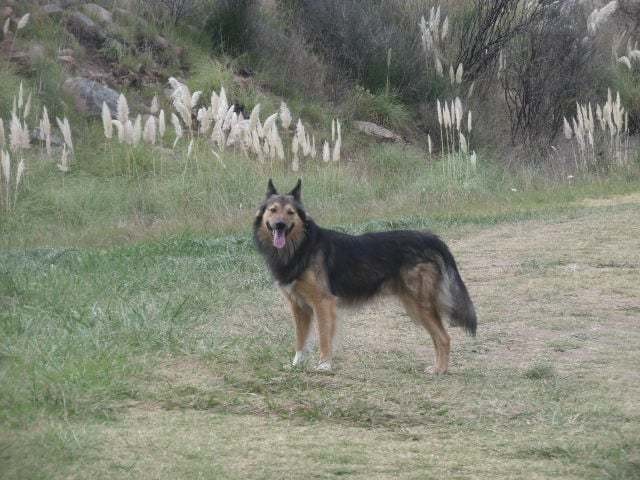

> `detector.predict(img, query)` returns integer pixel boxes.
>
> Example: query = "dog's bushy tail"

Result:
[435,247,477,336]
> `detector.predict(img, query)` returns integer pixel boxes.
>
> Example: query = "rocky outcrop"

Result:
[81,4,113,24]
[352,121,403,142]
[64,11,106,47]
[62,77,119,116]
[40,4,64,16]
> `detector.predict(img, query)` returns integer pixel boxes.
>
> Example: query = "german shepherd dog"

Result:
[254,179,477,374]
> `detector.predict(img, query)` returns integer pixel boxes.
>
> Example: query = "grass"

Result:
[2,122,639,249]
[1,194,639,478]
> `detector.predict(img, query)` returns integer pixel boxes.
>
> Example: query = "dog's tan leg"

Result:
[399,293,451,375]
[313,297,337,371]
[287,298,313,366]
[419,307,450,374]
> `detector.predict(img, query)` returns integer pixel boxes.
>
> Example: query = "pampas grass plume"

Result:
[56,117,73,151]
[1,150,10,187]
[459,132,468,154]
[320,140,328,162]
[171,113,183,148]
[441,16,448,40]
[41,107,52,156]
[562,117,573,140]
[143,115,157,145]
[16,13,30,31]
[57,144,70,172]
[280,102,292,130]
[112,120,124,142]
[187,139,194,158]
[150,95,160,114]
[158,110,166,139]
[102,102,113,139]
[117,93,129,125]
[132,115,142,145]
[15,158,25,191]
[18,82,23,110]
[24,93,32,119]
[455,63,464,84]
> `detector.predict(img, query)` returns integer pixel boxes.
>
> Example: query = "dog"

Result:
[253,179,477,374]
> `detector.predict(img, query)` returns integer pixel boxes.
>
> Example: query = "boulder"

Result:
[62,77,119,116]
[81,3,112,24]
[9,43,46,70]
[31,127,64,147]
[64,11,106,47]
[40,4,64,16]
[352,120,403,142]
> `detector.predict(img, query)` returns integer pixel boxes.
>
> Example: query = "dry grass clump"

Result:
[0,81,76,210]
[419,5,467,91]
[98,78,342,172]
[563,89,630,171]
[614,35,640,71]
[433,96,476,177]
[0,149,24,211]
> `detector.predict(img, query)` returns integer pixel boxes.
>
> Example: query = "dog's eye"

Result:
[286,210,295,215]
[269,207,277,213]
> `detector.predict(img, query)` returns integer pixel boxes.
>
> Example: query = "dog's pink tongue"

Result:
[273,230,286,249]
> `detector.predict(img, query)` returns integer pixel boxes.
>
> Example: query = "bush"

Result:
[203,0,255,56]
[285,0,432,103]
[343,86,411,132]
[500,3,593,144]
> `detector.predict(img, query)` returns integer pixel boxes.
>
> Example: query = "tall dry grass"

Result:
[99,78,343,173]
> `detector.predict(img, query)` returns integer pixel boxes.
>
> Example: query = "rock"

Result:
[353,120,403,142]
[64,11,106,47]
[28,43,46,61]
[31,127,64,147]
[152,35,169,50]
[58,55,76,67]
[81,3,112,24]
[40,4,64,16]
[7,43,46,71]
[62,77,119,116]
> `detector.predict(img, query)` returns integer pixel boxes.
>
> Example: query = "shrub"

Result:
[203,0,255,56]
[286,0,432,103]
[343,86,411,132]
[500,3,593,144]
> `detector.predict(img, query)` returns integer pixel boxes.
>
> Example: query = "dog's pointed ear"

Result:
[288,178,302,202]
[266,179,278,198]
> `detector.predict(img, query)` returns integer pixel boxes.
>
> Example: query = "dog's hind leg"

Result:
[313,298,337,371]
[400,265,451,374]
[400,293,451,374]
[285,296,314,367]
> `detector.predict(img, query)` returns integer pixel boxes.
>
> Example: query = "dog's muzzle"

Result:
[267,222,292,249]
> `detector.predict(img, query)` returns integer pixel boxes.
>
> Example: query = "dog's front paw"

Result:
[291,350,306,367]
[315,360,332,372]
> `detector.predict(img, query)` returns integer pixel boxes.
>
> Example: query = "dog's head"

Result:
[254,179,307,250]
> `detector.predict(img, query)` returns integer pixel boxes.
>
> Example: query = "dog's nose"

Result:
[274,221,287,231]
